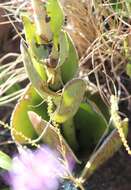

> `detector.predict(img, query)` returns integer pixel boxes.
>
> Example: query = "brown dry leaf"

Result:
[63,0,97,57]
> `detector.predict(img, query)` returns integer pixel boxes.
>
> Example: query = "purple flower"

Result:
[9,146,67,190]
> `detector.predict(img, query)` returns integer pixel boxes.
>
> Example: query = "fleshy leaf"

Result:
[20,41,60,101]
[61,34,79,83]
[74,102,107,152]
[11,84,49,143]
[62,118,79,151]
[0,151,12,170]
[79,119,128,182]
[52,78,86,123]
[87,92,110,121]
[31,57,47,82]
[22,15,48,80]
[22,15,49,60]
[57,31,69,67]
[28,111,80,164]
[22,15,36,46]
[46,0,64,60]
[46,0,64,40]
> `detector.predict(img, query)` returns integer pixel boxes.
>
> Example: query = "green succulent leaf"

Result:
[62,118,79,151]
[22,15,48,80]
[31,57,47,82]
[58,31,69,67]
[61,34,79,83]
[21,15,36,44]
[52,78,86,123]
[74,102,107,152]
[0,151,12,170]
[22,15,48,60]
[20,41,60,101]
[22,15,36,44]
[46,0,64,60]
[11,84,49,143]
[87,92,110,121]
[28,111,80,164]
[46,0,64,42]
[79,119,128,182]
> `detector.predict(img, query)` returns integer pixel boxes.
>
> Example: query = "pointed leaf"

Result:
[57,31,69,67]
[88,92,110,121]
[28,111,80,164]
[74,102,107,151]
[79,119,128,182]
[52,79,86,123]
[22,15,49,60]
[62,118,79,151]
[20,41,60,101]
[61,34,79,83]
[31,57,47,81]
[22,15,48,80]
[22,15,36,46]
[46,0,64,59]
[46,0,64,38]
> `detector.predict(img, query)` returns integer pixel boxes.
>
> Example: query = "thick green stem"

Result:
[63,118,78,151]
[45,66,62,90]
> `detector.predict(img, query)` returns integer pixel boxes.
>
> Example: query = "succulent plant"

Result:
[10,0,129,189]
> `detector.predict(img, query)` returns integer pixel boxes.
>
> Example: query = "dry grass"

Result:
[63,0,131,105]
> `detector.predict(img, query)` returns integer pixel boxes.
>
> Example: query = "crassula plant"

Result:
[0,0,131,190]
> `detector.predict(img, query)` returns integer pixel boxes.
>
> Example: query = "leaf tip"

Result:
[28,111,42,128]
